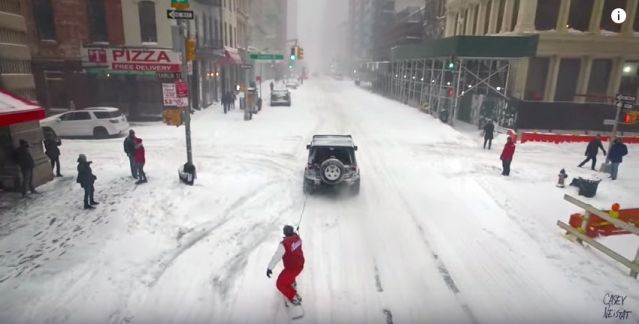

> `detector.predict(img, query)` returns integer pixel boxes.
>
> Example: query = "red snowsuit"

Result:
[268,234,305,301]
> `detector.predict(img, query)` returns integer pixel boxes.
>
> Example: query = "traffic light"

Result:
[447,89,454,97]
[290,46,297,60]
[448,61,456,70]
[186,38,196,61]
[298,47,304,60]
[623,111,638,124]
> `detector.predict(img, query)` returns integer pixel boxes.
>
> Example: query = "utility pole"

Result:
[179,19,196,184]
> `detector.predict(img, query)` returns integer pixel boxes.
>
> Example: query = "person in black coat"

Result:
[123,130,138,179]
[608,138,628,180]
[44,133,62,177]
[222,91,230,114]
[483,120,495,150]
[76,154,99,209]
[14,139,36,196]
[578,135,606,170]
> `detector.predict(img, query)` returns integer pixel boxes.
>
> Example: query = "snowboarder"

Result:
[267,225,305,306]
[134,138,147,184]
[608,138,628,180]
[123,130,138,178]
[76,154,98,209]
[578,135,606,170]
[483,120,495,150]
[44,133,62,177]
[557,169,568,188]
[500,137,516,176]
[13,139,36,196]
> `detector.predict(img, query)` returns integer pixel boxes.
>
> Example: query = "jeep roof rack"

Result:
[308,135,357,149]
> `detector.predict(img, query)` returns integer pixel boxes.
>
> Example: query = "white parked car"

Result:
[40,107,130,139]
[286,79,299,89]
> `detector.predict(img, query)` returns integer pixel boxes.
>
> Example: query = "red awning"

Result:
[216,46,242,65]
[0,89,46,127]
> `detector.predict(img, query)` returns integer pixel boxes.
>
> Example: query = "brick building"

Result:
[23,0,125,112]
[1,0,36,100]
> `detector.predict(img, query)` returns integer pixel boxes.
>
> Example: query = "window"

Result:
[567,0,593,31]
[472,5,479,34]
[94,111,121,119]
[210,17,215,46]
[601,0,626,32]
[496,0,505,32]
[224,23,228,46]
[484,0,491,33]
[32,0,56,40]
[138,1,157,43]
[87,0,107,42]
[535,0,560,31]
[525,57,550,100]
[61,112,91,121]
[511,0,519,31]
[554,58,581,101]
[194,15,200,44]
[635,4,639,31]
[587,59,612,97]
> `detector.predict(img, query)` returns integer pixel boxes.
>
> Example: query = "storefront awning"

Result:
[0,89,45,127]
[216,46,242,65]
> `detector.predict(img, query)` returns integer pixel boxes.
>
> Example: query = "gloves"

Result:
[266,269,272,278]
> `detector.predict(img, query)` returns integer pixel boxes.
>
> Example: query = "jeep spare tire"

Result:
[320,159,345,184]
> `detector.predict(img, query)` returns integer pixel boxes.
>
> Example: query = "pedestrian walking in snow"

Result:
[500,137,516,176]
[222,91,231,114]
[270,81,274,92]
[267,225,305,306]
[13,139,36,196]
[134,138,147,184]
[578,135,606,170]
[44,133,62,177]
[608,138,628,180]
[123,130,138,178]
[483,120,495,150]
[76,154,98,209]
[231,92,236,110]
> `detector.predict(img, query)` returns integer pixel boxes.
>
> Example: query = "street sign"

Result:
[171,0,190,9]
[616,94,636,102]
[603,119,617,125]
[249,53,284,61]
[167,9,194,19]
[240,64,253,69]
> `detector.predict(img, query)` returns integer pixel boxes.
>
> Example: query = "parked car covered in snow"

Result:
[270,89,291,106]
[40,107,130,139]
[286,79,299,89]
[304,135,360,195]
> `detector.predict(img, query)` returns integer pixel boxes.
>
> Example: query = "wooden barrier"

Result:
[558,194,639,278]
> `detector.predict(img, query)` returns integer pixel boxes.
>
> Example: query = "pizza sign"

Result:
[82,47,182,72]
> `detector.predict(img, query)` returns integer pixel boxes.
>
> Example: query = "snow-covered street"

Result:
[1,79,638,324]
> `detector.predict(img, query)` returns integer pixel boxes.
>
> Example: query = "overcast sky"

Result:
[293,0,349,73]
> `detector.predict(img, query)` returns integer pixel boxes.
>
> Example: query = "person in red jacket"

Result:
[134,138,147,184]
[267,225,305,305]
[500,137,516,176]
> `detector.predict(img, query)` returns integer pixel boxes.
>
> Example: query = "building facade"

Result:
[250,0,287,80]
[1,0,36,100]
[445,0,639,104]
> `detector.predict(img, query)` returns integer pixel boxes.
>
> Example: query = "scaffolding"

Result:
[361,36,538,127]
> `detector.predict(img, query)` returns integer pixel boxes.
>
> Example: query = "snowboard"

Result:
[283,297,304,320]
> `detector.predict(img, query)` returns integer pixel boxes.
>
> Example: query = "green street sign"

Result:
[249,53,284,61]
[171,0,189,9]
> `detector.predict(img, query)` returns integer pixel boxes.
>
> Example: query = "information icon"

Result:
[611,8,627,24]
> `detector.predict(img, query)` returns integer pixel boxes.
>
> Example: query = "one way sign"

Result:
[167,9,194,19]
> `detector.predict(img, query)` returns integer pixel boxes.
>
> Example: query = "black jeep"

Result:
[303,135,360,195]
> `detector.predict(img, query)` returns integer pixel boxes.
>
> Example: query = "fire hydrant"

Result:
[557,169,568,188]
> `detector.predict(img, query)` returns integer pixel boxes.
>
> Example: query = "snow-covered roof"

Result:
[0,89,41,115]
[0,89,45,126]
